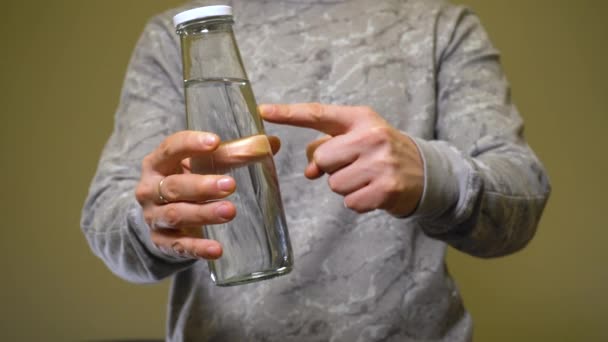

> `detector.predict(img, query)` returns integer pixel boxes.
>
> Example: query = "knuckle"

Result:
[195,181,211,198]
[355,128,380,149]
[171,240,187,253]
[185,131,201,148]
[343,197,352,209]
[309,103,324,122]
[134,183,149,203]
[382,155,401,172]
[163,206,182,227]
[143,211,154,227]
[312,149,325,168]
[178,239,196,253]
[196,179,221,199]
[379,177,403,199]
[141,154,154,169]
[195,205,213,224]
[282,105,293,120]
[158,139,173,160]
[359,105,375,114]
[368,126,391,144]
[354,105,375,119]
[327,175,340,192]
[162,178,179,201]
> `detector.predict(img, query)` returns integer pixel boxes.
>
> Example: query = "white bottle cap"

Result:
[173,5,233,28]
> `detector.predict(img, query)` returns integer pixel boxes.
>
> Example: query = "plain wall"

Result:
[1,0,606,341]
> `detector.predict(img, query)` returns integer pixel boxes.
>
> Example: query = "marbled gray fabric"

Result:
[81,0,551,341]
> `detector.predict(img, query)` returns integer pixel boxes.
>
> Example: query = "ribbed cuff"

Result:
[409,138,472,232]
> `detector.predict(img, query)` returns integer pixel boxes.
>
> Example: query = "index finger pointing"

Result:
[145,131,220,174]
[259,103,358,136]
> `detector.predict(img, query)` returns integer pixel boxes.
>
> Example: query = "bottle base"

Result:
[211,265,293,287]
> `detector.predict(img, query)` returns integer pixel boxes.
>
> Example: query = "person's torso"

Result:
[163,0,471,340]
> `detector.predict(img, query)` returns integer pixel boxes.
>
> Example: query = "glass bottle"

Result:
[174,5,293,286]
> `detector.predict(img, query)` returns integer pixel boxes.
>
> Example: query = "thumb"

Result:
[305,135,331,179]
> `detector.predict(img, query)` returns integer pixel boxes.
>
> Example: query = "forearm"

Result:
[412,136,550,257]
[81,148,195,283]
[79,16,195,281]
[411,5,550,257]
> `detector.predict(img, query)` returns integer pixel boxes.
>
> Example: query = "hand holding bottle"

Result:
[134,131,280,260]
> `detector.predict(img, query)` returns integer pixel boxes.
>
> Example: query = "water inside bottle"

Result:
[185,77,292,286]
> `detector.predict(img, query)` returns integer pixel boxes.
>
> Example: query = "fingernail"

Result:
[206,245,220,256]
[259,104,273,116]
[202,134,218,147]
[215,203,233,219]
[217,177,235,192]
[343,199,350,209]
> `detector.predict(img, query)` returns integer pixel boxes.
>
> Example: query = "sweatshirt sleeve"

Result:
[80,17,196,283]
[410,5,551,258]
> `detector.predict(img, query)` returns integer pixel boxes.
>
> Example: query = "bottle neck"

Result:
[178,16,247,82]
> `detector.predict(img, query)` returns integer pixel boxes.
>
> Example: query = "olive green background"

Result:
[1,0,606,341]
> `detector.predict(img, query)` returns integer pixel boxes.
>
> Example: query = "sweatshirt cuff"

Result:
[409,137,473,234]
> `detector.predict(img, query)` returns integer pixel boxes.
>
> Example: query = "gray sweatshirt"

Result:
[81,0,551,341]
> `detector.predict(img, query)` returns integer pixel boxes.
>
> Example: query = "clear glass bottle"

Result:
[173,5,293,286]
